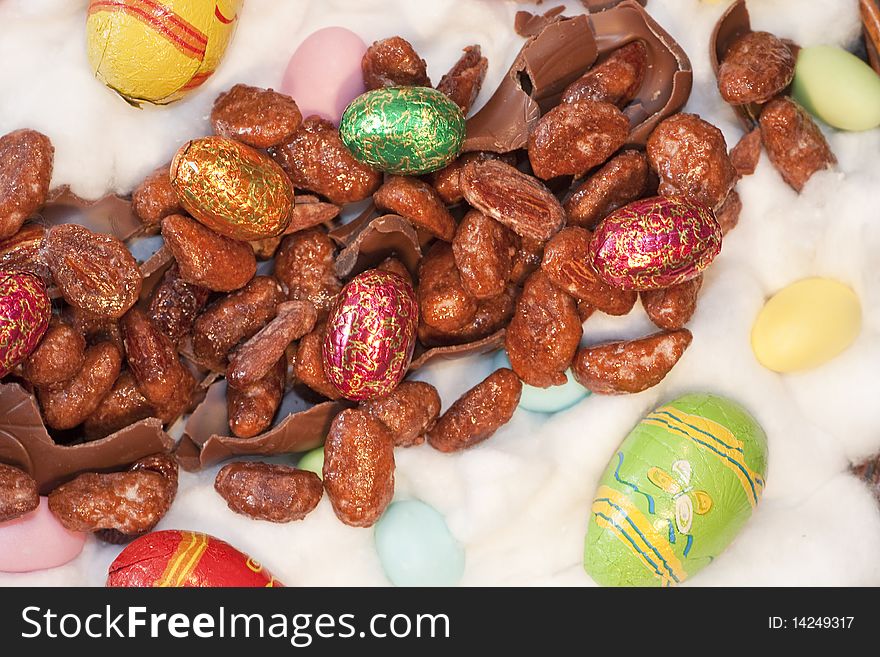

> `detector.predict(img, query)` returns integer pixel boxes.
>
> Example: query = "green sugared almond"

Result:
[792,45,880,132]
[584,393,768,587]
[339,86,465,175]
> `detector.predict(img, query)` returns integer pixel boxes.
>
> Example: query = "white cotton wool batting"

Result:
[0,0,878,587]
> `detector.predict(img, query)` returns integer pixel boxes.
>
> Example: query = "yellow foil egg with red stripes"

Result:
[86,0,243,105]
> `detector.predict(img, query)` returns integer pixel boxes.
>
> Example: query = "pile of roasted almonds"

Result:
[0,9,837,537]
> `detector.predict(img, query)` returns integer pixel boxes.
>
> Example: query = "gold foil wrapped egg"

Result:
[86,0,243,105]
[170,136,294,241]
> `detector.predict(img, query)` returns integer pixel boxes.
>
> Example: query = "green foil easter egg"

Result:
[339,86,465,175]
[584,393,768,587]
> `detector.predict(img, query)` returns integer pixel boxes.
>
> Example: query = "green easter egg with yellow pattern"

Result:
[339,86,465,175]
[584,393,768,587]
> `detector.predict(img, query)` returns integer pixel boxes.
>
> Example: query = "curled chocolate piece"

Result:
[464,2,692,153]
[409,329,507,371]
[332,214,422,278]
[37,187,143,242]
[516,2,649,38]
[710,0,759,130]
[137,244,174,289]
[284,195,341,235]
[0,383,173,494]
[463,15,597,153]
[590,2,693,145]
[514,6,566,38]
[581,0,647,9]
[176,380,348,471]
[327,202,376,244]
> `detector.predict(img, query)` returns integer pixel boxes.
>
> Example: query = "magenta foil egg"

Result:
[323,270,418,401]
[0,271,51,378]
[588,196,722,291]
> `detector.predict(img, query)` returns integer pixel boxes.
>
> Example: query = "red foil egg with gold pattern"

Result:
[323,270,418,401]
[588,196,722,291]
[106,530,283,587]
[0,271,51,378]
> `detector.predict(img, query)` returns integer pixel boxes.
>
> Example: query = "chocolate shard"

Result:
[138,244,173,282]
[464,2,691,153]
[514,6,567,38]
[463,15,598,153]
[409,329,507,371]
[0,383,173,495]
[36,187,144,242]
[710,0,760,130]
[327,202,377,245]
[590,1,693,145]
[581,0,647,9]
[177,380,348,470]
[284,195,341,235]
[333,214,422,279]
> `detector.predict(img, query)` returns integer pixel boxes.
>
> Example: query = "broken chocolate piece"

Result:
[514,6,567,38]
[37,187,143,242]
[177,380,348,470]
[710,0,760,130]
[0,382,173,494]
[332,214,422,279]
[464,15,597,153]
[409,330,507,371]
[464,3,692,153]
[283,195,341,235]
[138,244,174,282]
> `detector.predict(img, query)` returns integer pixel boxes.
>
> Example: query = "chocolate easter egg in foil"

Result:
[339,86,466,175]
[584,393,767,587]
[86,0,242,106]
[170,136,294,241]
[106,530,283,587]
[323,270,418,401]
[589,196,721,291]
[0,272,51,378]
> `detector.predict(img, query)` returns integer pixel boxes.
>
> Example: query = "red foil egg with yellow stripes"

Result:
[588,196,722,291]
[106,530,283,587]
[86,0,242,105]
[323,270,418,401]
[0,271,51,378]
